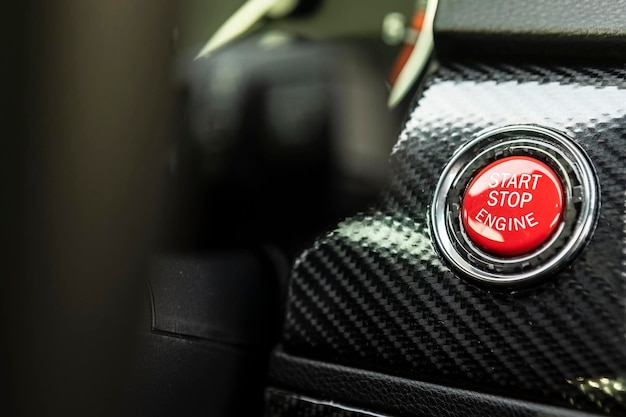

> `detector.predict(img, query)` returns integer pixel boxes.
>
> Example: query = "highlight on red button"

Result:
[461,156,564,257]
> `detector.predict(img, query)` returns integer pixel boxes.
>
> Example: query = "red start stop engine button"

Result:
[461,156,564,257]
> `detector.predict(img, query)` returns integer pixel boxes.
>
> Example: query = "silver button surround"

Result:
[430,125,599,287]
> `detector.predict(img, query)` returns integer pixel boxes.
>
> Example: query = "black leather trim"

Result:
[265,388,391,417]
[269,350,601,417]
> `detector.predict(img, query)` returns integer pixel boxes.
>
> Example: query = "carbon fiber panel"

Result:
[281,63,626,414]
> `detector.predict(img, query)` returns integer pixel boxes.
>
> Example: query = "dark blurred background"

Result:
[1,1,416,416]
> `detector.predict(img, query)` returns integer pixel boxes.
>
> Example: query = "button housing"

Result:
[430,125,598,287]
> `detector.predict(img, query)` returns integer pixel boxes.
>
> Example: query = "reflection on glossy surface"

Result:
[467,217,504,242]
[566,377,626,414]
[335,215,446,272]
[396,81,626,154]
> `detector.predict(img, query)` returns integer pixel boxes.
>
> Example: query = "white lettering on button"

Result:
[473,210,539,232]
[486,191,534,208]
[488,172,543,190]
[472,170,545,233]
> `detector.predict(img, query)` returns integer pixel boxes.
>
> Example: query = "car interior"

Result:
[3,1,626,416]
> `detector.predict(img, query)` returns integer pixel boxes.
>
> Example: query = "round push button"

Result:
[461,156,564,257]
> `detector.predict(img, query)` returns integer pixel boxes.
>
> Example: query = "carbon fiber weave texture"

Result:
[281,62,626,414]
